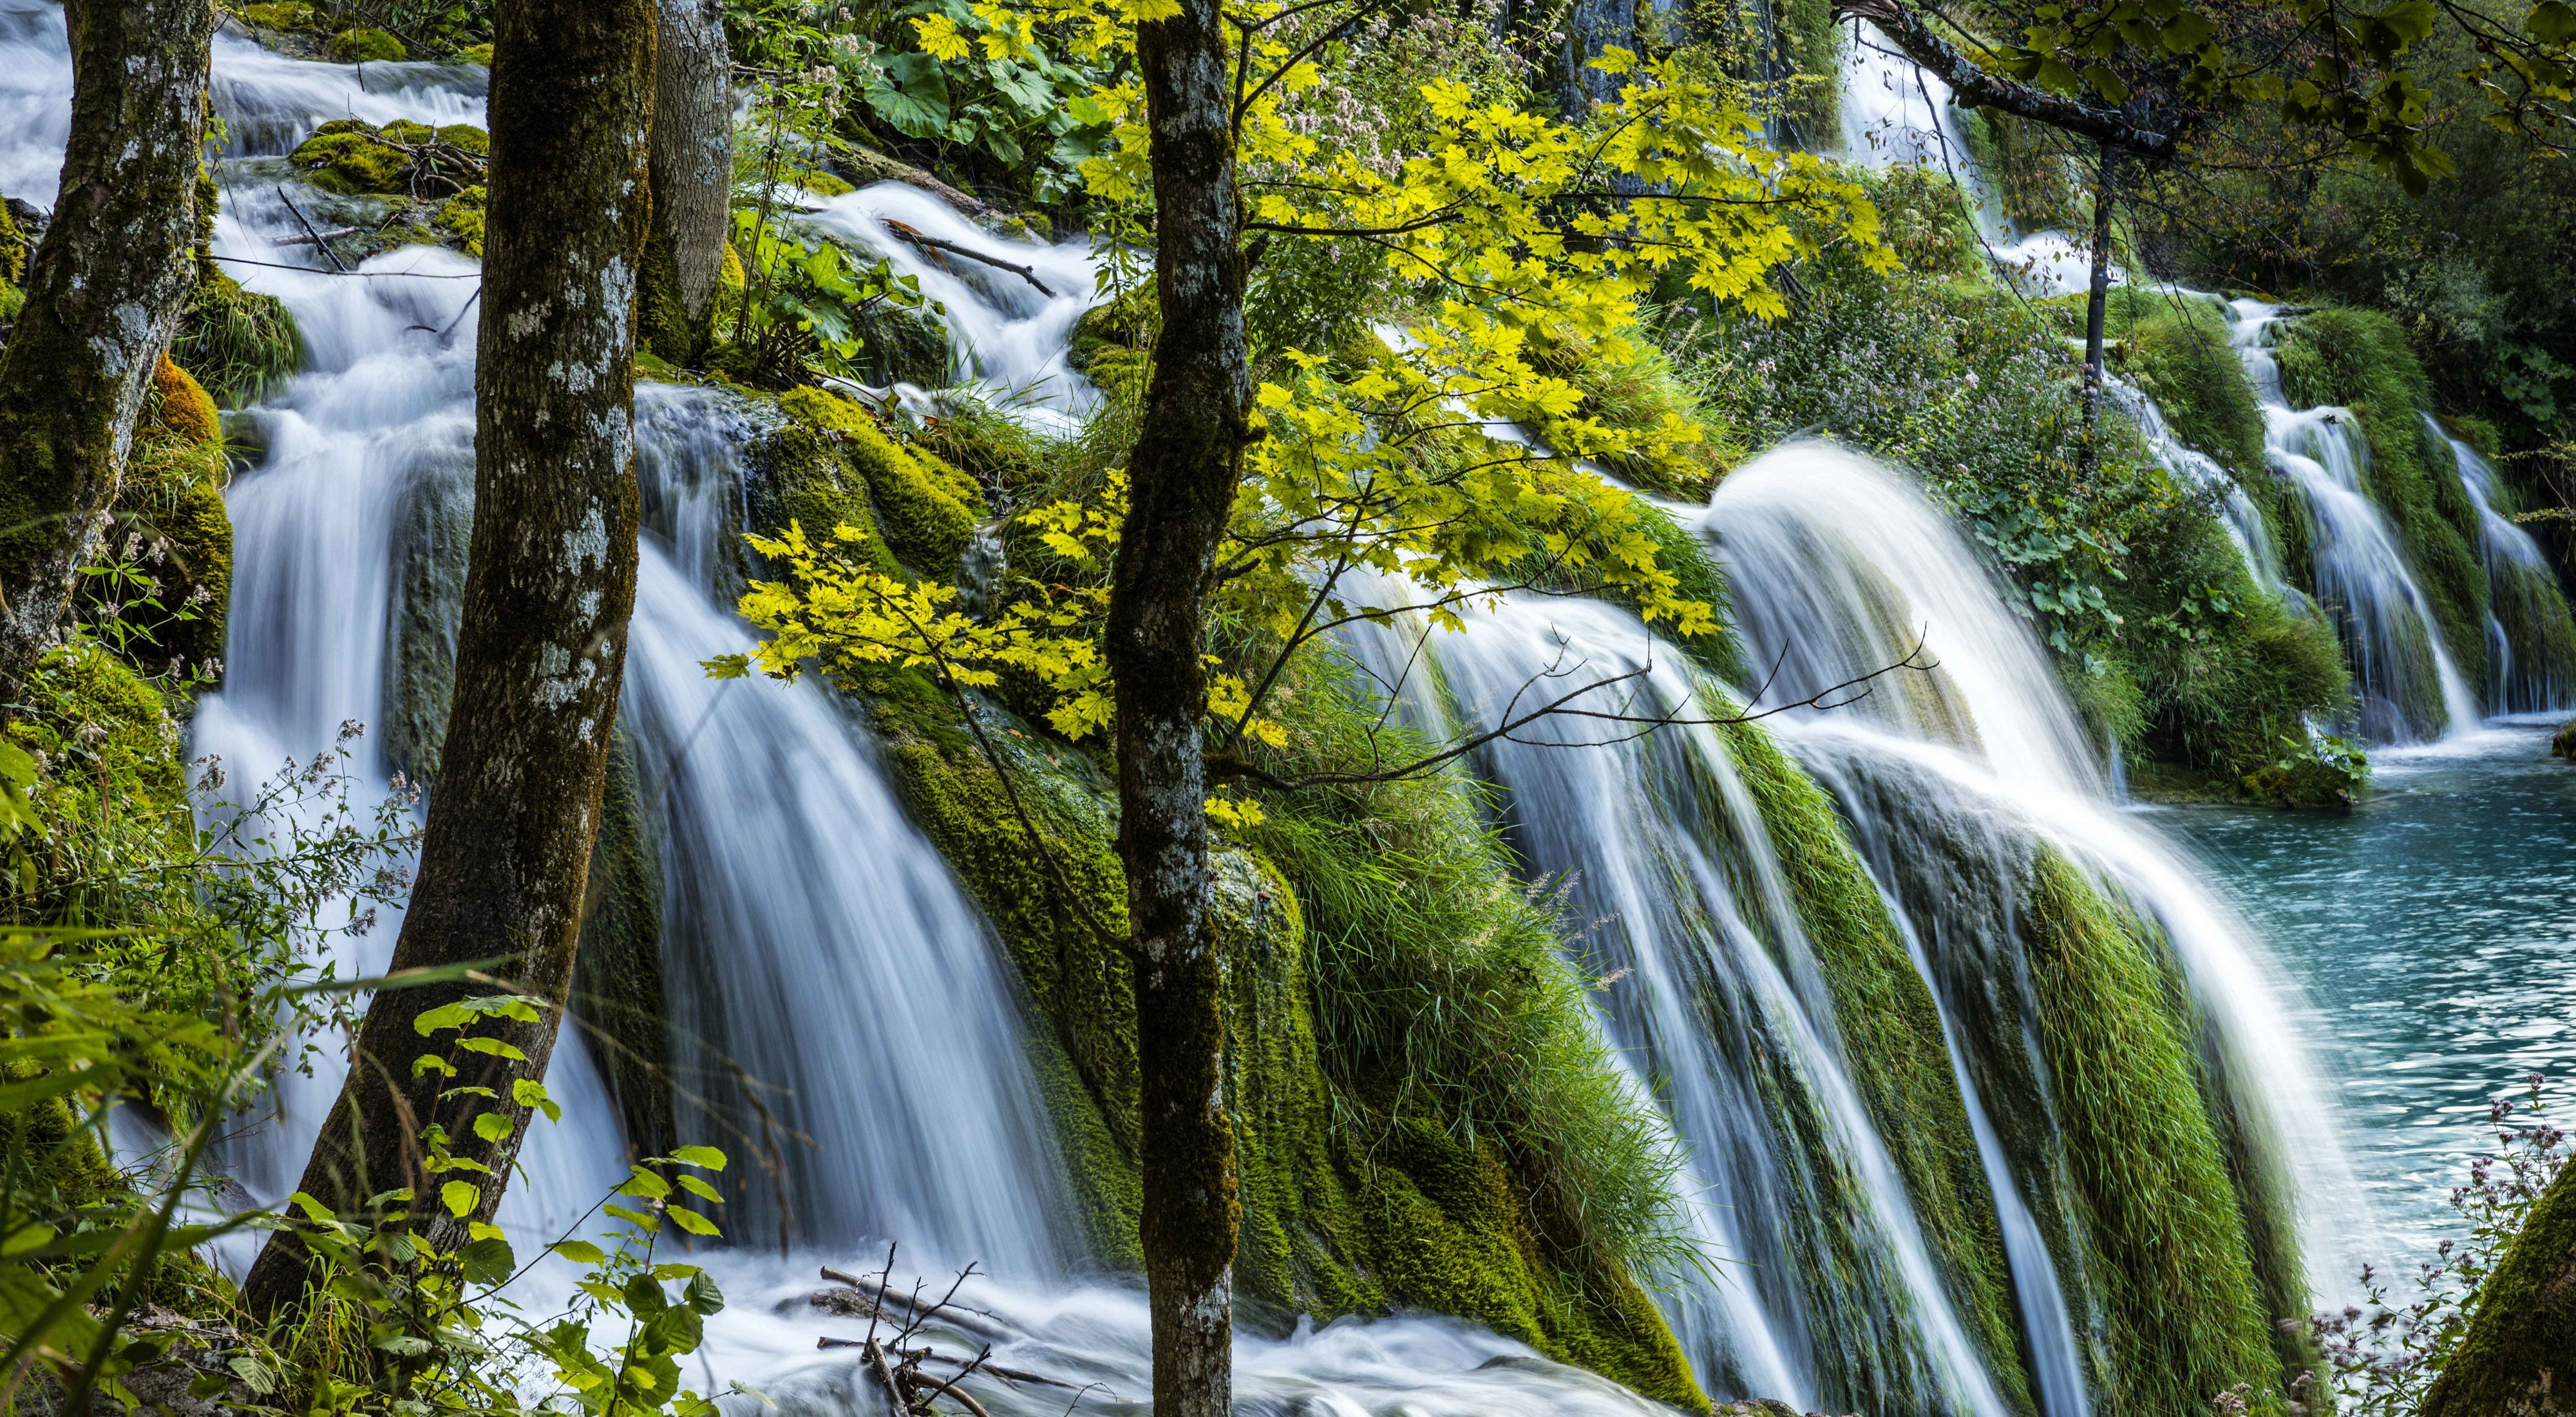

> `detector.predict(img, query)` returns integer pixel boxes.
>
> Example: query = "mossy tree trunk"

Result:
[240,0,655,1315]
[0,0,214,692]
[2420,1161,2576,1417]
[642,0,729,363]
[1110,0,1253,1408]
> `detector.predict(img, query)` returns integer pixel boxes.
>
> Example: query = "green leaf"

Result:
[2531,0,2576,43]
[685,1269,727,1316]
[665,1205,721,1237]
[473,1112,514,1143]
[549,1239,609,1266]
[619,1166,672,1201]
[676,1174,724,1204]
[460,1235,516,1286]
[623,1272,669,1315]
[440,1180,480,1218]
[667,1145,726,1171]
[603,1203,661,1233]
[456,1036,528,1062]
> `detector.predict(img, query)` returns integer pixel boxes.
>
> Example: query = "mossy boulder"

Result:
[238,1,322,31]
[756,386,984,573]
[382,457,473,782]
[431,185,486,256]
[0,189,23,287]
[325,26,407,62]
[174,271,303,405]
[2554,718,2576,759]
[148,355,220,446]
[288,119,487,201]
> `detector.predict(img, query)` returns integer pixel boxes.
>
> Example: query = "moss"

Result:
[2022,851,2288,1416]
[1867,165,1986,280]
[1719,718,2035,1416]
[2275,307,2492,695]
[325,26,407,62]
[767,386,983,571]
[238,1,321,29]
[173,272,303,406]
[1772,0,1841,144]
[569,730,670,1159]
[0,188,23,286]
[2556,718,2576,759]
[149,356,220,447]
[851,301,953,388]
[431,185,485,256]
[1524,321,1743,502]
[289,124,415,196]
[866,673,1703,1406]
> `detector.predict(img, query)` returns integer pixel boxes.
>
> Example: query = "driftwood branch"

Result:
[882,220,1055,297]
[272,226,364,247]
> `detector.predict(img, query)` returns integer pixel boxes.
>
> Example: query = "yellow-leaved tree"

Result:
[715,1,1890,1409]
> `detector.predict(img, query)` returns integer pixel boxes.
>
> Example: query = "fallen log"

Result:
[880,220,1054,298]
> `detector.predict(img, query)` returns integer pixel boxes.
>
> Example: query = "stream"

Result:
[2177,723,2576,1268]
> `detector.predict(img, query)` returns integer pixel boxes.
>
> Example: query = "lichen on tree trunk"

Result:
[240,0,656,1315]
[0,0,214,692]
[1111,0,1256,1406]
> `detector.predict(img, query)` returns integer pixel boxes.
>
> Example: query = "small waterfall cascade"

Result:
[2103,373,2289,597]
[2226,300,2482,741]
[1833,21,2101,295]
[0,6,1766,1409]
[1699,442,2365,1401]
[1346,587,2034,1417]
[2427,415,2576,714]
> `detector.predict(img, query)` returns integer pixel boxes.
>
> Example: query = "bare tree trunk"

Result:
[643,0,730,362]
[2419,1162,2576,1417]
[2080,140,2117,473]
[241,0,655,1317]
[0,0,214,691]
[1109,0,1252,1409]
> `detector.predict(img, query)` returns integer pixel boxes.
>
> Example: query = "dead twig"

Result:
[275,186,350,274]
[882,220,1054,297]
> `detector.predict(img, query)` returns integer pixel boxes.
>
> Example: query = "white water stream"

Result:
[0,6,1735,1411]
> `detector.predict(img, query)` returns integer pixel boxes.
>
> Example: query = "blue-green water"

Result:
[2173,721,2576,1273]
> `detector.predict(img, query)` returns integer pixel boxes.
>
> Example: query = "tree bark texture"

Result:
[642,0,730,359]
[2080,140,2117,468]
[1832,0,2178,158]
[240,0,654,1316]
[2420,1161,2576,1417]
[0,0,214,692]
[1108,0,1252,1409]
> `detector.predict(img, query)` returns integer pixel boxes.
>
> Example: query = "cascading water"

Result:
[1699,443,2364,1397]
[2105,374,2289,598]
[1349,590,2030,1417]
[1833,21,2099,295]
[2425,414,2576,714]
[0,6,1754,1409]
[2226,300,2482,741]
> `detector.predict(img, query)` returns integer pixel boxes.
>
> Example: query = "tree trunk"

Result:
[0,0,214,692]
[2079,140,2117,473]
[641,0,730,363]
[1108,0,1252,1410]
[240,0,654,1316]
[2420,1161,2576,1417]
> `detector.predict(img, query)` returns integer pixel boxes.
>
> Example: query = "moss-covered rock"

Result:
[2022,851,2289,1416]
[238,1,322,31]
[759,386,984,573]
[173,271,303,405]
[324,26,406,62]
[0,187,23,287]
[2554,718,2576,759]
[2417,1153,2576,1417]
[431,184,485,256]
[382,458,474,782]
[288,118,486,203]
[148,354,220,447]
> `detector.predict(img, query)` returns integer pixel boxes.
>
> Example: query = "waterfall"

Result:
[1832,19,2103,296]
[2226,301,2482,741]
[2427,415,2576,714]
[0,6,1759,1408]
[2105,374,2288,598]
